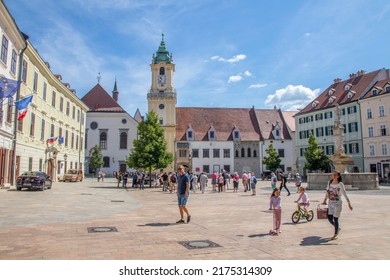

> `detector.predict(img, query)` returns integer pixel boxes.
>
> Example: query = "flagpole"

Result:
[11,45,27,187]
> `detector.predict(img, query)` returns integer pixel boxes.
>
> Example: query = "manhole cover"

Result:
[179,240,221,250]
[87,227,118,233]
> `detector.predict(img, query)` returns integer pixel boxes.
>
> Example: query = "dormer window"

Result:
[312,100,319,107]
[273,123,281,139]
[233,127,240,141]
[328,88,335,95]
[208,127,216,141]
[347,91,355,99]
[386,85,390,93]
[186,127,195,141]
[328,96,335,103]
[344,83,352,91]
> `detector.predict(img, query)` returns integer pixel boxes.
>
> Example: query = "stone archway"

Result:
[45,145,58,182]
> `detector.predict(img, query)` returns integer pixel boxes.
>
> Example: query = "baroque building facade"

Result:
[82,82,140,176]
[294,68,390,178]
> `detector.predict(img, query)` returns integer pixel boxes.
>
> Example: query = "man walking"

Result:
[176,165,191,224]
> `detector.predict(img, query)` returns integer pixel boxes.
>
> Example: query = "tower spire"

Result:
[112,78,119,102]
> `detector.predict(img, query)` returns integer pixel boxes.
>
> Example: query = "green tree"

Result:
[262,144,281,172]
[89,145,104,174]
[304,134,330,172]
[126,110,173,186]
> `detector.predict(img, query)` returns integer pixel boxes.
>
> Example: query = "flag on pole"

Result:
[0,76,21,98]
[17,109,28,121]
[14,95,33,110]
[58,137,64,144]
[47,137,58,143]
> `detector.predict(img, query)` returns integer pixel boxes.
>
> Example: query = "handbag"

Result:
[317,204,328,219]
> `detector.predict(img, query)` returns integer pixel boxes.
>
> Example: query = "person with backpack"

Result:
[250,171,257,196]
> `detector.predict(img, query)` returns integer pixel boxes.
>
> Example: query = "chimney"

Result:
[112,79,119,102]
[349,73,356,79]
[333,78,342,83]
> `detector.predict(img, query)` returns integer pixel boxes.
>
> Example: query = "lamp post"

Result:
[64,153,68,173]
[188,153,192,173]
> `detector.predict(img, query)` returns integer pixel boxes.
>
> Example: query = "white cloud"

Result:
[249,83,268,89]
[265,85,320,110]
[228,75,243,83]
[244,70,252,76]
[211,54,247,63]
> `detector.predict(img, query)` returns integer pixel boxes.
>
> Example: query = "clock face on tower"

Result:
[158,75,166,84]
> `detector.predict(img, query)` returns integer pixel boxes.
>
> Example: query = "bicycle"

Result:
[291,202,314,223]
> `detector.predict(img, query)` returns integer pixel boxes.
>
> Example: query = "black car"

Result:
[16,171,52,191]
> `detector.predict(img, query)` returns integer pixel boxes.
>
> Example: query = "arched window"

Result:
[120,132,127,149]
[247,148,252,157]
[253,150,257,157]
[241,148,245,157]
[159,67,165,75]
[99,132,107,149]
[235,150,239,157]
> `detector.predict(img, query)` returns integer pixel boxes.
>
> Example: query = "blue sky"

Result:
[5,0,390,116]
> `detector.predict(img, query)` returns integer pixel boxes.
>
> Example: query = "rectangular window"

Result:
[71,132,74,149]
[39,159,43,171]
[379,105,385,117]
[6,97,13,123]
[21,59,28,82]
[382,144,388,156]
[179,150,187,158]
[324,112,333,119]
[369,145,375,156]
[72,106,75,119]
[77,110,80,122]
[203,165,210,174]
[203,149,210,158]
[42,82,47,101]
[367,108,372,119]
[348,122,358,133]
[28,157,33,171]
[10,49,17,75]
[40,119,45,140]
[213,149,220,158]
[316,127,324,137]
[223,149,230,158]
[65,130,69,147]
[278,149,285,158]
[76,135,79,150]
[325,126,333,136]
[188,131,193,138]
[52,91,56,107]
[380,125,387,136]
[66,101,70,116]
[209,131,215,139]
[30,112,35,137]
[223,165,230,173]
[60,97,64,112]
[33,72,38,92]
[326,145,334,155]
[347,106,357,114]
[368,126,374,137]
[192,149,199,158]
[349,143,359,154]
[1,35,8,64]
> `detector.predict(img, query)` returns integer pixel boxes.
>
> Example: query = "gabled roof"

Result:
[254,109,292,140]
[361,77,390,99]
[176,107,261,141]
[296,68,389,116]
[81,83,124,112]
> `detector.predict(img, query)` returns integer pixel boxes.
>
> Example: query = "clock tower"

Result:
[147,34,176,170]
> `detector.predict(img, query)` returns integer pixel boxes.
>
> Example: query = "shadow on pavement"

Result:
[138,222,176,227]
[248,233,269,238]
[300,236,334,246]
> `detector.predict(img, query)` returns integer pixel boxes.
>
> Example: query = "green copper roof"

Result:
[154,33,172,64]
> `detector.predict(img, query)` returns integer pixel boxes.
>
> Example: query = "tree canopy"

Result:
[126,110,173,171]
[262,144,281,172]
[304,134,330,172]
[89,144,104,171]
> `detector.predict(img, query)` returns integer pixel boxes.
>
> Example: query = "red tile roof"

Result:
[176,107,261,141]
[254,109,292,140]
[362,77,390,99]
[295,68,389,116]
[81,83,124,112]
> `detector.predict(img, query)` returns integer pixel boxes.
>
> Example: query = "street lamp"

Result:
[188,153,192,173]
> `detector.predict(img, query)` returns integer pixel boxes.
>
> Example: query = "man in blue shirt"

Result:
[176,165,191,223]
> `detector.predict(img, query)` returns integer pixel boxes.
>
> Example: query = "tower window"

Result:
[159,67,165,75]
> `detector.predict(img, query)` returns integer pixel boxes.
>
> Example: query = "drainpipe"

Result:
[11,44,27,187]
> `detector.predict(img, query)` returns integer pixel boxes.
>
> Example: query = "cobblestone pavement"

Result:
[0,178,389,260]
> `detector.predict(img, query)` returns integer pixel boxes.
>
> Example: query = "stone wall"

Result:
[307,173,379,190]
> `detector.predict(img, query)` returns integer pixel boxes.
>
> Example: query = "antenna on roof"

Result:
[97,72,102,84]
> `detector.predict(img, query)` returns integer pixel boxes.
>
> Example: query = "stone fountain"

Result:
[307,104,378,190]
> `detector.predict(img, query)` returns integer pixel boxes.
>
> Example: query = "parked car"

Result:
[63,169,83,182]
[16,171,52,191]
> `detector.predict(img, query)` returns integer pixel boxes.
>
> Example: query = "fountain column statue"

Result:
[329,103,354,172]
